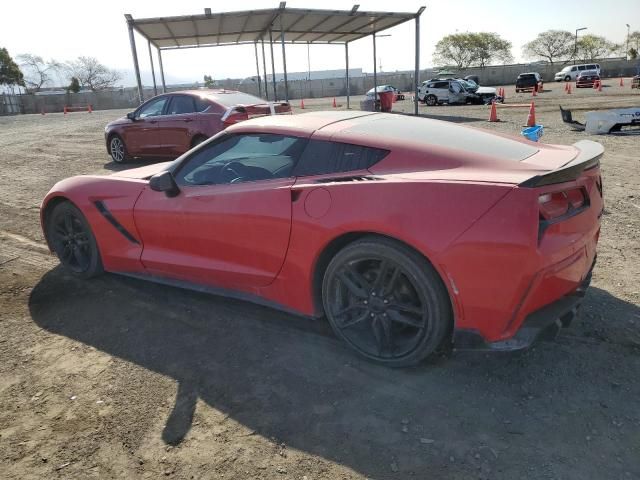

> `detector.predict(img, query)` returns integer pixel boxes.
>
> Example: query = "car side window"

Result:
[167,95,196,115]
[194,98,211,112]
[174,133,307,187]
[571,66,577,72]
[293,140,389,177]
[137,97,168,119]
[578,65,586,71]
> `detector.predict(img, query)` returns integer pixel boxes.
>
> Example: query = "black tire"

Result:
[46,201,103,279]
[322,236,452,367]
[108,134,129,163]
[425,95,437,107]
[564,75,571,82]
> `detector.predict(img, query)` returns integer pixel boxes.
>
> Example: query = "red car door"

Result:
[155,95,200,156]
[133,132,307,289]
[123,96,169,156]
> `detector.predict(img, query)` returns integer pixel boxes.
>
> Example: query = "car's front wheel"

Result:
[109,135,129,163]
[46,201,103,279]
[322,237,452,367]
[425,95,437,106]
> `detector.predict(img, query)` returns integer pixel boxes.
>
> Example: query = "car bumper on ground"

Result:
[454,257,596,351]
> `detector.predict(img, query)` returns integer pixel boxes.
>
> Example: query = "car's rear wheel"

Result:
[47,201,103,279]
[109,135,129,163]
[322,237,452,367]
[425,95,437,106]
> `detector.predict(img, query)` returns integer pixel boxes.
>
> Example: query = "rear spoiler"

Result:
[519,140,604,187]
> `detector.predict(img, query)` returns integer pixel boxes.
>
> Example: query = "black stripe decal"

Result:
[94,201,140,245]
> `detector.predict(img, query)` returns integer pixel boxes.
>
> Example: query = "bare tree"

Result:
[522,30,575,64]
[66,56,121,91]
[17,54,61,91]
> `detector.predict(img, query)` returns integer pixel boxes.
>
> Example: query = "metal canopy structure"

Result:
[125,3,425,114]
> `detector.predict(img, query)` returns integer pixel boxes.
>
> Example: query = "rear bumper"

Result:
[454,258,594,351]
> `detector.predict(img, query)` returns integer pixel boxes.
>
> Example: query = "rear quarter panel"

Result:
[261,178,514,320]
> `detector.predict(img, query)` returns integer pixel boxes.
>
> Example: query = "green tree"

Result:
[203,74,214,88]
[68,76,80,93]
[576,34,617,61]
[629,47,638,60]
[433,33,475,68]
[434,32,513,69]
[0,47,24,86]
[523,30,575,64]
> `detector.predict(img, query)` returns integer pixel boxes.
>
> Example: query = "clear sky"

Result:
[2,0,638,87]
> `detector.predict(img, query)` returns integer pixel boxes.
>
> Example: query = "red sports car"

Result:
[104,89,290,163]
[42,111,603,366]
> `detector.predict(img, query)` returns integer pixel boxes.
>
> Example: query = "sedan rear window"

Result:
[209,92,266,107]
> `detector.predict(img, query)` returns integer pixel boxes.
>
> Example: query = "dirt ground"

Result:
[1,80,639,480]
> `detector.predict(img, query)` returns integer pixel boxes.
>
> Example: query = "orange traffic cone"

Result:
[63,106,68,115]
[502,88,506,102]
[619,77,624,87]
[488,101,499,122]
[567,83,572,94]
[332,97,337,108]
[88,104,92,113]
[300,98,305,109]
[532,86,537,97]
[526,102,536,127]
[597,80,603,92]
[564,82,568,92]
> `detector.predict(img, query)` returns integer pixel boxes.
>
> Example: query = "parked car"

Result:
[418,79,497,106]
[104,90,290,163]
[515,72,542,92]
[41,111,604,366]
[554,63,601,82]
[365,85,405,100]
[576,71,600,88]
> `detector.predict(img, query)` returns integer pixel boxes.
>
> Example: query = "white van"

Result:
[554,63,601,82]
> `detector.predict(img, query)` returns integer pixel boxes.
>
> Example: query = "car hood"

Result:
[106,116,131,127]
[110,162,173,180]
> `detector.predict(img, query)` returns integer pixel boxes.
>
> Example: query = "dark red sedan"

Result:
[576,72,600,88]
[105,90,290,163]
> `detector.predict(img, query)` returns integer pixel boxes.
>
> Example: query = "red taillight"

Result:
[221,107,249,127]
[538,187,587,221]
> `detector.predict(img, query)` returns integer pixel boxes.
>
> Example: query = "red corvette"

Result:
[104,89,290,163]
[42,111,603,366]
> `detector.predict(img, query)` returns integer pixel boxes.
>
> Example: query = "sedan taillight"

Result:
[221,107,249,127]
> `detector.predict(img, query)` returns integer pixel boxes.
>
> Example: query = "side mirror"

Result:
[126,111,136,121]
[149,171,180,197]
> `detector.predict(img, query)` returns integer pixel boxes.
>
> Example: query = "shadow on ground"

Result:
[28,268,640,479]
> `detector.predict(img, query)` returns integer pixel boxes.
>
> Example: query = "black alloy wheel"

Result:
[323,237,451,367]
[47,202,103,278]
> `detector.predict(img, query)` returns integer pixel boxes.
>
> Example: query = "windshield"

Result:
[457,80,477,92]
[560,66,571,72]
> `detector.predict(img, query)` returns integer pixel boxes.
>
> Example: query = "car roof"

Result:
[229,111,540,162]
[170,89,266,105]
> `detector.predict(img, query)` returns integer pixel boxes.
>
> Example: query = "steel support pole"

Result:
[414,15,420,115]
[158,48,166,93]
[345,43,350,109]
[127,21,144,103]
[254,43,262,97]
[269,29,277,101]
[279,16,289,102]
[373,33,377,108]
[261,39,269,100]
[148,40,157,96]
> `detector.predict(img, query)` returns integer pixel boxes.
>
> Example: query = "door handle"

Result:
[183,118,193,122]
